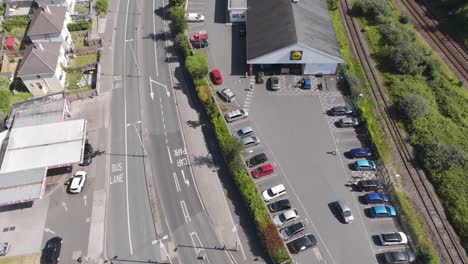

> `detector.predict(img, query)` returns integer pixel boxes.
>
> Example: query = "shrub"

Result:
[169,0,184,6]
[222,137,245,161]
[3,17,31,32]
[327,0,338,11]
[185,53,208,80]
[422,56,441,80]
[95,0,109,15]
[398,93,430,120]
[378,22,415,46]
[384,43,425,74]
[67,20,92,31]
[168,5,187,34]
[420,144,467,172]
[175,33,192,59]
[399,15,410,24]
[352,0,393,23]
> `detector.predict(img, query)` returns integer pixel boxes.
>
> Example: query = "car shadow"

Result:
[358,195,368,205]
[327,202,343,224]
[371,235,382,246]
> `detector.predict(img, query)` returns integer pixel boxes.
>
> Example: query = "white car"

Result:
[378,232,408,246]
[262,184,286,202]
[233,126,254,139]
[186,13,205,22]
[273,209,299,227]
[217,88,236,102]
[69,171,87,193]
[225,109,248,123]
[242,136,260,148]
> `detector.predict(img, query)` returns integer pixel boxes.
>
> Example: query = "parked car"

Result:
[270,76,280,90]
[189,30,208,42]
[369,205,397,218]
[233,126,254,139]
[381,250,416,264]
[364,192,388,204]
[210,69,223,85]
[287,234,317,253]
[251,164,274,178]
[335,200,354,223]
[378,232,408,246]
[186,13,205,22]
[225,109,248,122]
[246,153,268,167]
[242,136,260,148]
[329,106,353,116]
[273,209,299,226]
[302,77,312,89]
[68,171,87,194]
[217,88,235,102]
[268,199,291,212]
[262,184,286,201]
[349,148,372,158]
[80,141,93,166]
[43,237,62,264]
[354,160,377,171]
[355,179,385,192]
[0,242,10,256]
[280,222,306,241]
[191,39,208,49]
[338,117,359,127]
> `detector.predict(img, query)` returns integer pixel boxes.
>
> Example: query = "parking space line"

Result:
[254,174,279,184]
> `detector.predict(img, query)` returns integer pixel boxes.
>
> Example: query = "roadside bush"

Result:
[169,0,184,6]
[222,137,244,161]
[95,0,109,15]
[3,16,31,32]
[378,22,415,46]
[168,5,187,34]
[327,0,338,11]
[175,33,192,59]
[67,20,92,31]
[421,56,442,80]
[398,93,430,120]
[420,144,467,172]
[185,53,208,80]
[352,0,393,23]
[384,43,425,75]
[399,15,410,24]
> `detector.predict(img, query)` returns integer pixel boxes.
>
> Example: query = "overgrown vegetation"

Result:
[95,0,109,15]
[329,3,440,263]
[0,77,12,120]
[168,5,186,34]
[351,0,468,255]
[3,17,31,39]
[67,20,92,32]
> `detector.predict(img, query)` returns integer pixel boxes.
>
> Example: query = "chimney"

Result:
[43,6,51,13]
[35,43,44,51]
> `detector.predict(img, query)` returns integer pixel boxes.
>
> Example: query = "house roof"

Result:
[16,42,62,77]
[0,167,46,206]
[27,6,67,36]
[247,0,342,61]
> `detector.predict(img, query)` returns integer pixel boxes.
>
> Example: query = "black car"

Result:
[356,179,384,192]
[267,199,291,212]
[280,222,306,241]
[192,39,208,49]
[80,142,94,166]
[287,234,317,253]
[43,237,62,264]
[246,153,268,167]
[329,106,353,116]
[381,250,416,263]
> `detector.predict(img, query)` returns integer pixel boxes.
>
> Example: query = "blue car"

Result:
[350,148,372,158]
[303,77,312,89]
[369,205,396,218]
[354,160,376,171]
[364,192,388,204]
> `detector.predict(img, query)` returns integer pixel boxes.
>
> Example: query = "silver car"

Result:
[335,200,354,223]
[273,209,299,227]
[233,126,254,139]
[280,222,305,241]
[338,117,359,127]
[241,136,260,148]
[270,76,280,90]
[217,88,236,102]
[225,109,248,123]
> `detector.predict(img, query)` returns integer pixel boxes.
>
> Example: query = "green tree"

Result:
[327,0,338,11]
[185,53,208,80]
[95,0,109,15]
[421,144,467,172]
[175,33,192,58]
[169,0,184,6]
[378,22,415,46]
[385,43,425,74]
[222,137,244,161]
[352,0,392,22]
[398,93,430,120]
[422,56,441,80]
[168,5,187,34]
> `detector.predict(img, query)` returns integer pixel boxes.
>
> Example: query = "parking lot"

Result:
[186,1,410,263]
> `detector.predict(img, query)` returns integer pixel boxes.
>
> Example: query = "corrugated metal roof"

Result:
[247,0,342,61]
[27,6,67,36]
[0,183,45,206]
[0,119,87,173]
[0,167,45,189]
[229,0,247,9]
[16,42,62,77]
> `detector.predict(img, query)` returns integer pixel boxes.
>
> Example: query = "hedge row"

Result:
[352,0,468,254]
[329,5,440,263]
[67,20,92,32]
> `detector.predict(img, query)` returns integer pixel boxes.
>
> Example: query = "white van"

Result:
[186,13,205,22]
[262,184,286,201]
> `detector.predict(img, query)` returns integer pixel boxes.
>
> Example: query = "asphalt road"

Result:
[104,0,235,263]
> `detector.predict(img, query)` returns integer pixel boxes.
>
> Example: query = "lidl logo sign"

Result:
[290,51,303,60]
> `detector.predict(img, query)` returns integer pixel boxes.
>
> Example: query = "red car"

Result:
[210,69,223,85]
[251,164,274,178]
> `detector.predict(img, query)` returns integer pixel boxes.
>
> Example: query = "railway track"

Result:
[400,0,468,83]
[338,0,467,263]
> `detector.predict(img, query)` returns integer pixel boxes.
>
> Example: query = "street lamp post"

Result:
[126,120,148,157]
[232,224,240,252]
[152,235,172,264]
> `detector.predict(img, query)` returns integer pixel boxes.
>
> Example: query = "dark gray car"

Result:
[381,250,416,263]
[329,106,353,116]
[280,222,305,241]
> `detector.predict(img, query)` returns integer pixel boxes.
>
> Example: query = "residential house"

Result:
[16,42,68,97]
[35,0,75,13]
[27,6,73,51]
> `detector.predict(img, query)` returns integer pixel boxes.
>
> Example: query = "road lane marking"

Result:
[173,172,181,192]
[61,201,68,212]
[83,195,87,206]
[167,146,173,164]
[189,231,211,263]
[45,228,55,234]
[180,201,191,223]
[180,170,190,187]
